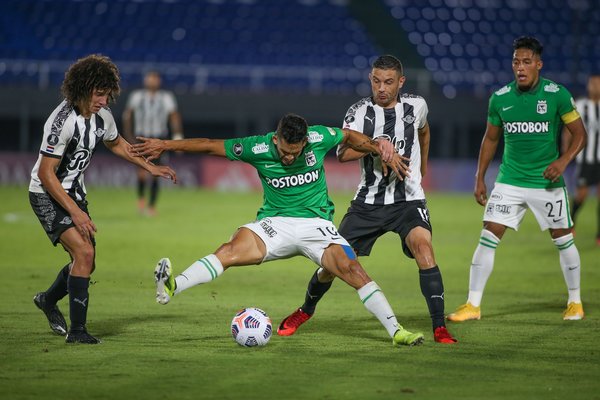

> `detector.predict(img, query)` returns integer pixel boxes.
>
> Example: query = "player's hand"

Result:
[383,153,411,180]
[131,137,166,161]
[474,179,488,206]
[72,209,96,243]
[150,165,178,184]
[543,160,567,183]
[375,136,395,165]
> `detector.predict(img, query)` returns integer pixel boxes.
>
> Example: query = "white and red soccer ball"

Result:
[231,307,272,347]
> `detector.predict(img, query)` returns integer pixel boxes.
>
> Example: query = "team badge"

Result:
[402,115,415,124]
[233,143,243,156]
[93,128,106,137]
[305,150,316,166]
[536,100,547,114]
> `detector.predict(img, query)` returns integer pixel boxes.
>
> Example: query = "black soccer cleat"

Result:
[65,329,101,344]
[33,292,68,336]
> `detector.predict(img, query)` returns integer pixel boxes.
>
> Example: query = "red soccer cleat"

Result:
[434,326,458,344]
[277,308,312,336]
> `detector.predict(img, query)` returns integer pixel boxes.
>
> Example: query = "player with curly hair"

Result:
[30,54,177,344]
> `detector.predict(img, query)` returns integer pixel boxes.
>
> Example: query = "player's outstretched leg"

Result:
[33,292,67,336]
[357,281,424,346]
[155,258,176,304]
[154,254,225,304]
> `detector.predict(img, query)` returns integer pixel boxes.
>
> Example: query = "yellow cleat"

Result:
[563,302,584,320]
[447,302,481,322]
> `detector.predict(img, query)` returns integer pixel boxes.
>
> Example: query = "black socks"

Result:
[45,263,71,305]
[419,266,446,330]
[301,269,333,315]
[68,276,90,331]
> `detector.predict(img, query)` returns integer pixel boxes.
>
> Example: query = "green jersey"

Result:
[224,125,344,220]
[488,77,580,188]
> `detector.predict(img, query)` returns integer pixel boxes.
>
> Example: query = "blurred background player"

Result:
[123,71,183,216]
[447,36,587,323]
[277,55,457,344]
[566,75,600,244]
[30,55,176,344]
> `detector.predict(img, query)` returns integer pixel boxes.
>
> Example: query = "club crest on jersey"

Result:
[305,150,316,166]
[402,115,416,124]
[93,128,106,137]
[537,100,547,115]
[252,142,269,154]
[233,143,243,156]
[307,131,323,143]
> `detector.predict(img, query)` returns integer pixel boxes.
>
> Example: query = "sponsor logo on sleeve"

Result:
[495,85,511,96]
[307,131,324,143]
[544,83,559,93]
[326,127,337,136]
[251,142,269,154]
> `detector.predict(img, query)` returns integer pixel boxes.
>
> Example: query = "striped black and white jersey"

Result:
[126,89,177,137]
[342,93,428,205]
[574,97,600,166]
[29,100,119,201]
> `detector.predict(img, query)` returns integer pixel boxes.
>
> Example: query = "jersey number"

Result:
[545,200,563,220]
[316,226,339,238]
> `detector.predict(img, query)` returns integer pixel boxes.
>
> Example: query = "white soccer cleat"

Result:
[154,258,175,305]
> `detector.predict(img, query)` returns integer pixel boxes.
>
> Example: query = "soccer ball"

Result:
[231,307,272,347]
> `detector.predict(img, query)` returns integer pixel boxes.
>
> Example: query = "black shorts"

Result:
[338,200,432,258]
[575,164,600,187]
[29,191,95,247]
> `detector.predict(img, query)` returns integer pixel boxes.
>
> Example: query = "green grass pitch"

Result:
[0,185,598,400]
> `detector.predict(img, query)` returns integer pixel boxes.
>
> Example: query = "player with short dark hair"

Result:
[132,113,426,346]
[123,70,183,216]
[447,36,587,322]
[566,74,600,244]
[30,54,177,344]
[277,55,457,344]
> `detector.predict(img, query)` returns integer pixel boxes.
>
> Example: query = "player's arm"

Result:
[543,118,587,182]
[105,135,177,182]
[38,156,96,243]
[418,122,430,177]
[474,122,502,206]
[131,136,227,160]
[340,128,410,178]
[337,134,396,163]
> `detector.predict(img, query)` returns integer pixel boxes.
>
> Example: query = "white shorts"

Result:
[242,216,350,266]
[483,183,573,231]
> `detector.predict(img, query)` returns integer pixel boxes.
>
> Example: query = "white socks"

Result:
[174,254,224,295]
[358,281,399,337]
[552,233,581,304]
[467,229,500,307]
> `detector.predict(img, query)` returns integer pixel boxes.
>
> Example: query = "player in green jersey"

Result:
[132,113,426,346]
[447,36,588,322]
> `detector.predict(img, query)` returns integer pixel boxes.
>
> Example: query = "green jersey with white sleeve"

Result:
[487,77,581,189]
[224,125,344,221]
